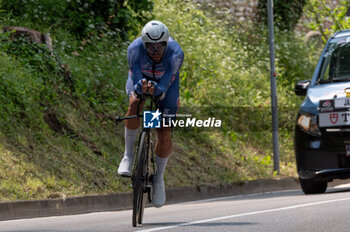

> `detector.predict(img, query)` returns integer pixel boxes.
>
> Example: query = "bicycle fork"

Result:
[144,140,155,203]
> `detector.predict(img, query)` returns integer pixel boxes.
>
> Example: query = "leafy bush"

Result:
[1,0,153,38]
[256,0,306,31]
[304,0,350,42]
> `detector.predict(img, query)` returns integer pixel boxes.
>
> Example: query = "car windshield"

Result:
[318,36,350,83]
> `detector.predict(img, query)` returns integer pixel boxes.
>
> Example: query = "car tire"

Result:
[299,178,327,194]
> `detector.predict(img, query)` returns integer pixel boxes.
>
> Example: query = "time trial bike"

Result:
[116,93,160,227]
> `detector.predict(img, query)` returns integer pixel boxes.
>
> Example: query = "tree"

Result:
[1,0,153,39]
[256,0,306,31]
[304,0,350,42]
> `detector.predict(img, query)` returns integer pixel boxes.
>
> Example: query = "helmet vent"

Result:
[146,32,164,41]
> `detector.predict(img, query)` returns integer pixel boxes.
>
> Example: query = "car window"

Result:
[318,37,350,83]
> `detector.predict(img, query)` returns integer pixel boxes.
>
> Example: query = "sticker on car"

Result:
[319,112,350,127]
[319,97,350,127]
[319,99,335,112]
[335,98,350,108]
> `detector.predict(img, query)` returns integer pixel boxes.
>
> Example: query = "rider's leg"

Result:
[125,93,145,129]
[153,127,171,208]
[152,76,179,207]
[154,127,172,180]
[118,93,145,176]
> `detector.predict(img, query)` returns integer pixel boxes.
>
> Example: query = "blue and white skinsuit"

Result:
[126,37,184,118]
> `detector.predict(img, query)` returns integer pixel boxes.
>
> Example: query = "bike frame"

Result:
[116,93,159,226]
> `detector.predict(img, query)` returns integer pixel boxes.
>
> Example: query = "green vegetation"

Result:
[304,0,350,42]
[1,0,153,39]
[0,0,324,201]
[156,0,319,180]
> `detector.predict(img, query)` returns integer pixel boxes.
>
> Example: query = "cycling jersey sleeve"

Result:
[127,43,144,91]
[156,48,184,96]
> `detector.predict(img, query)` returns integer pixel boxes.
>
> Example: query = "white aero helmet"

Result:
[141,20,169,48]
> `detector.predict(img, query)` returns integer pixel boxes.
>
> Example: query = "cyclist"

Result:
[118,20,184,208]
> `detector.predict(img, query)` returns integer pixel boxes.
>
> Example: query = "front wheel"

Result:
[299,178,327,194]
[132,131,149,227]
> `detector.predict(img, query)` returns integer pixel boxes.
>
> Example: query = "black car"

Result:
[295,30,350,194]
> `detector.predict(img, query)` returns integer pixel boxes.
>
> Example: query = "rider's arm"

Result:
[127,44,145,94]
[154,48,184,96]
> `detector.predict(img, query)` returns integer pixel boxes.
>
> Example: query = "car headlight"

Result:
[297,113,321,136]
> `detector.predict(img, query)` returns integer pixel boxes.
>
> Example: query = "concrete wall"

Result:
[194,0,259,22]
[195,0,341,33]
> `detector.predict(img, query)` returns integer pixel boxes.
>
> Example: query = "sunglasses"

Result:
[145,42,167,55]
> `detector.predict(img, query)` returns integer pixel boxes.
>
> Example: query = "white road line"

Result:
[137,197,350,232]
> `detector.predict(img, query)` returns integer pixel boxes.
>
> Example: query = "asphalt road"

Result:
[2,184,350,232]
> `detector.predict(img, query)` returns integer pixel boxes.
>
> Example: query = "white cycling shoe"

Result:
[153,179,166,208]
[118,157,133,177]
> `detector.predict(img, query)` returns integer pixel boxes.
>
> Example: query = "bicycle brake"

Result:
[115,116,122,126]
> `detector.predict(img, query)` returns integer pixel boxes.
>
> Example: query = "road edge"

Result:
[0,178,299,221]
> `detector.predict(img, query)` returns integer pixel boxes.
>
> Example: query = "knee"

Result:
[128,100,139,115]
[125,95,144,129]
[125,120,139,130]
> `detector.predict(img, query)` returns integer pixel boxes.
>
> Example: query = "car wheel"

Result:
[299,178,327,194]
